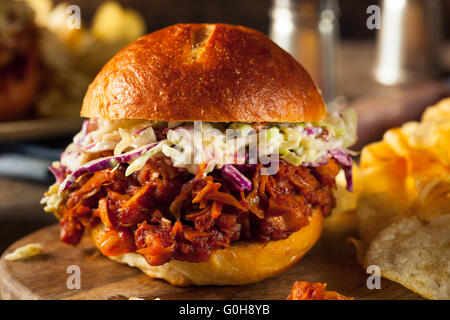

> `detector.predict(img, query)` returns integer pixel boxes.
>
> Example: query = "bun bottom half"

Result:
[90,209,323,286]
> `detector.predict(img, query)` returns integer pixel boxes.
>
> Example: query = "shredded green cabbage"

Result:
[125,141,168,176]
[58,109,358,177]
[40,182,65,213]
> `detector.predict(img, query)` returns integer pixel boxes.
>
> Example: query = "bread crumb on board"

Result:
[5,243,43,261]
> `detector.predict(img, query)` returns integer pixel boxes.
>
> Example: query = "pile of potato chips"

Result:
[354,98,450,299]
[21,0,146,117]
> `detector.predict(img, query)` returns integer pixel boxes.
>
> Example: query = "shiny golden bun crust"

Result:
[90,209,323,286]
[81,23,326,123]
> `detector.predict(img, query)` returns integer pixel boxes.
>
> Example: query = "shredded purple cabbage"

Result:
[321,129,330,141]
[328,149,353,192]
[342,165,353,192]
[132,126,150,135]
[233,164,257,173]
[48,165,68,183]
[74,120,90,146]
[220,164,252,191]
[58,143,158,194]
[328,149,352,167]
[304,126,323,136]
[305,155,329,167]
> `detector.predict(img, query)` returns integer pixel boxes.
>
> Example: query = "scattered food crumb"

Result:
[88,250,101,261]
[5,243,43,261]
[287,281,353,300]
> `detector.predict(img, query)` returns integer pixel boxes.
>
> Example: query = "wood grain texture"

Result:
[0,224,423,300]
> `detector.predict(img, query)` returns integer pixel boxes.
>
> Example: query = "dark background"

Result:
[57,0,450,40]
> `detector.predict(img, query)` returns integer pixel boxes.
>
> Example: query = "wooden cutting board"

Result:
[0,223,423,300]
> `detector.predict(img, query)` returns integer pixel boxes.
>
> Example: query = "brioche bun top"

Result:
[81,23,326,122]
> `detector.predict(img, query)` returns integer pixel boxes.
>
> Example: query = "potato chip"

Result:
[22,0,52,26]
[422,98,450,122]
[26,0,146,117]
[359,98,450,203]
[383,128,412,159]
[91,1,146,43]
[401,121,438,149]
[355,99,450,299]
[356,193,411,244]
[402,123,450,168]
[412,179,450,221]
[47,3,82,40]
[359,156,414,202]
[402,99,450,168]
[365,215,450,300]
[359,140,398,169]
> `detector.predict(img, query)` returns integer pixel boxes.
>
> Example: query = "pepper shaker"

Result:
[373,0,443,85]
[269,0,341,108]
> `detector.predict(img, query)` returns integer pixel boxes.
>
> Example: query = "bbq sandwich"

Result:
[42,24,357,286]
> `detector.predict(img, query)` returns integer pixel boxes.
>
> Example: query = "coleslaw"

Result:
[42,109,357,212]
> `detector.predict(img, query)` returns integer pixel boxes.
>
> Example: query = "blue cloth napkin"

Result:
[0,143,64,183]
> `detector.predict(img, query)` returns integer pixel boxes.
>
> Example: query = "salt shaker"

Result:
[269,0,341,108]
[373,0,442,85]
